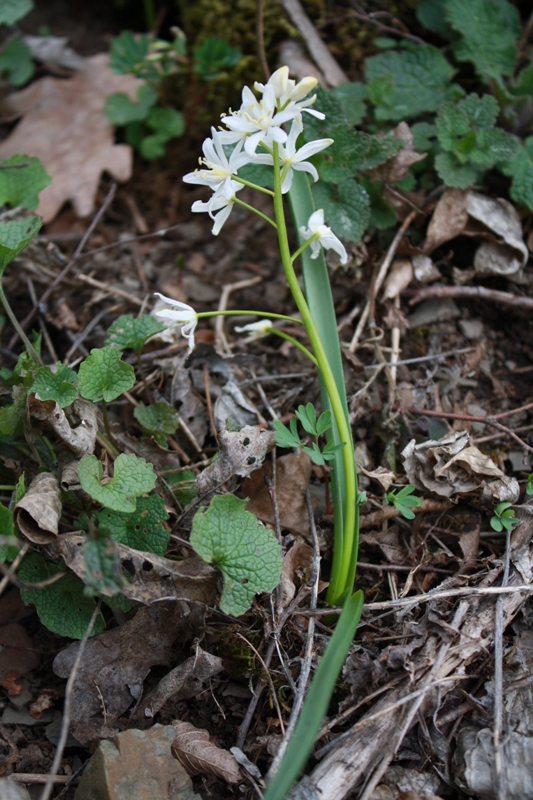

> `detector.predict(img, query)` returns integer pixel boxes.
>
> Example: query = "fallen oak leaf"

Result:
[171,720,243,784]
[0,53,142,221]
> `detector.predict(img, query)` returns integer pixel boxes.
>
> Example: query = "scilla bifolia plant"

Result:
[156,66,360,607]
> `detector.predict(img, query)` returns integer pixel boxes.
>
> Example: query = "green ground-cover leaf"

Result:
[19,553,105,638]
[82,532,125,595]
[79,453,157,513]
[134,401,179,446]
[105,83,158,125]
[312,180,370,244]
[94,494,169,555]
[0,38,34,86]
[0,215,41,277]
[365,44,463,121]
[193,36,241,81]
[0,0,33,25]
[446,0,520,80]
[502,136,533,212]
[0,383,27,436]
[416,0,454,38]
[0,502,18,561]
[106,313,166,352]
[330,82,368,126]
[109,30,151,76]
[30,362,77,408]
[78,346,135,403]
[0,155,50,208]
[163,467,198,506]
[191,494,282,616]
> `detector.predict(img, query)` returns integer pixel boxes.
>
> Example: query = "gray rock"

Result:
[74,725,201,800]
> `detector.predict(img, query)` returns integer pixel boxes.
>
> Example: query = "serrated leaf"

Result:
[0,383,27,436]
[134,401,179,447]
[312,179,370,243]
[94,494,169,555]
[0,215,41,277]
[416,0,454,37]
[446,0,520,79]
[78,346,135,403]
[0,155,50,209]
[435,152,482,188]
[82,532,125,596]
[0,0,33,25]
[331,82,368,126]
[365,44,463,121]
[190,494,282,616]
[502,137,533,212]
[106,313,166,352]
[19,552,105,639]
[470,127,518,166]
[0,38,34,86]
[193,36,241,81]
[78,453,157,513]
[30,362,77,408]
[104,83,157,125]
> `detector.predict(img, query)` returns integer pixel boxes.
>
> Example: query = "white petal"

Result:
[211,203,233,235]
[307,209,324,231]
[292,161,319,183]
[294,138,333,162]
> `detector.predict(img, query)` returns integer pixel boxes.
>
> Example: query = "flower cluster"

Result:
[183,67,341,246]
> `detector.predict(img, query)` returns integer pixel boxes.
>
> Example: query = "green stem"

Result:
[0,283,42,366]
[270,329,318,367]
[291,235,318,264]
[272,143,357,604]
[196,310,302,324]
[234,197,277,229]
[232,176,275,196]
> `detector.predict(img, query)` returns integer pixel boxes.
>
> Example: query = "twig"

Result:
[277,0,349,86]
[359,498,452,528]
[350,210,417,351]
[203,363,218,441]
[408,284,533,312]
[0,542,29,597]
[39,602,101,800]
[349,3,427,45]
[235,632,286,735]
[363,346,475,369]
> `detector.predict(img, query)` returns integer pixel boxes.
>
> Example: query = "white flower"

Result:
[299,209,348,264]
[183,127,250,193]
[234,319,273,335]
[191,180,242,235]
[153,293,198,349]
[248,116,333,193]
[221,84,297,155]
[254,66,325,120]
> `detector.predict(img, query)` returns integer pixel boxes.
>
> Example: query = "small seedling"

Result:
[526,473,533,496]
[273,403,345,466]
[387,484,423,520]
[490,502,519,533]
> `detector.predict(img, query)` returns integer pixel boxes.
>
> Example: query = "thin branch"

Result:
[409,284,533,312]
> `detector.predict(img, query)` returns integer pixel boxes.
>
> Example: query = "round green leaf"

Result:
[78,346,135,403]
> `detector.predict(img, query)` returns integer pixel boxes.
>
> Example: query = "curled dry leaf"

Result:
[424,188,469,254]
[401,431,520,503]
[382,259,414,301]
[277,539,314,611]
[466,191,528,277]
[196,425,276,494]
[0,53,140,221]
[28,396,98,490]
[213,379,262,431]
[140,646,223,718]
[53,533,218,605]
[171,720,243,784]
[14,472,61,544]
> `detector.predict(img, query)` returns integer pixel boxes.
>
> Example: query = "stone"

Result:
[73,725,201,800]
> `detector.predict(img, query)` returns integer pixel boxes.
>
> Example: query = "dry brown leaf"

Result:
[277,539,314,611]
[382,259,414,301]
[171,720,243,784]
[243,452,313,536]
[196,425,276,493]
[0,53,141,221]
[140,647,224,718]
[14,472,61,544]
[369,122,426,185]
[424,189,468,254]
[52,532,218,605]
[466,191,528,277]
[53,604,204,745]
